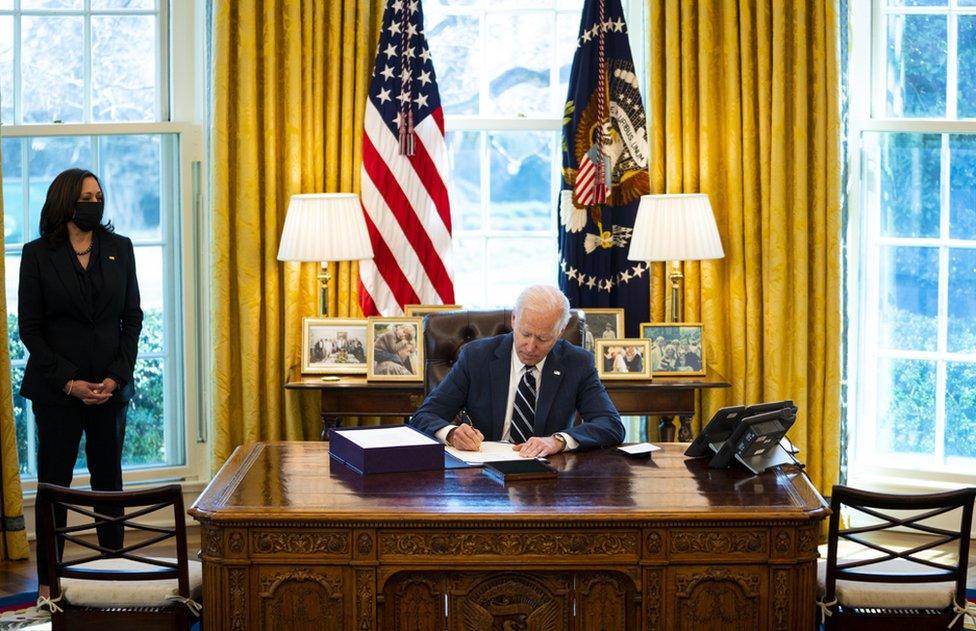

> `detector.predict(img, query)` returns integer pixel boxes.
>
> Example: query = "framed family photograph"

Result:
[404,304,462,317]
[580,308,625,353]
[366,317,424,381]
[595,339,652,380]
[301,318,369,375]
[640,322,706,376]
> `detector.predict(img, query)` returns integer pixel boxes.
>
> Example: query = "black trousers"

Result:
[33,402,127,586]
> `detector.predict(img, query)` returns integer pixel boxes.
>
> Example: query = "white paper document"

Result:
[340,426,438,449]
[617,442,662,455]
[445,440,525,465]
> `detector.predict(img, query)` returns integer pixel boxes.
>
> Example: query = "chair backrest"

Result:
[423,308,585,393]
[35,483,190,601]
[823,484,976,605]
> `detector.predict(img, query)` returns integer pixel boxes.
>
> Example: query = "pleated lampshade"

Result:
[627,194,724,262]
[276,193,374,262]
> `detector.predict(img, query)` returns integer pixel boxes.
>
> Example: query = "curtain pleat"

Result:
[211,0,384,470]
[648,0,841,493]
[0,142,29,560]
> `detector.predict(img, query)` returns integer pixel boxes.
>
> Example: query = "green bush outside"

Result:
[7,308,167,477]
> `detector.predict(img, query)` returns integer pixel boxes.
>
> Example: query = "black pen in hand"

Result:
[457,409,474,426]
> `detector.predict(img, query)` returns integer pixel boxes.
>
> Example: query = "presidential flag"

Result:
[558,0,650,336]
[359,0,454,316]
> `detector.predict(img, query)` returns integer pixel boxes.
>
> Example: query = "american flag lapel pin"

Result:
[108,255,116,260]
[553,370,561,375]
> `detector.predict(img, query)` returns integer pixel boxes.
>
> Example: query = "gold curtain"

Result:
[0,143,29,560]
[648,0,841,493]
[211,0,384,470]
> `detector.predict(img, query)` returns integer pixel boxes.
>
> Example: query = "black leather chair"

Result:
[422,308,585,393]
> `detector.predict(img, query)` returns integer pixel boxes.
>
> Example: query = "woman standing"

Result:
[18,168,142,597]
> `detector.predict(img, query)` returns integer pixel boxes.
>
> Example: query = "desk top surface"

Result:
[284,372,731,391]
[190,442,826,525]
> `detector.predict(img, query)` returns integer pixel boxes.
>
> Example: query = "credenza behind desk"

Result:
[285,371,731,441]
[190,442,828,630]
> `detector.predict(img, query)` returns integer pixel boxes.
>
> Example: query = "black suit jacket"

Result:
[18,231,143,406]
[408,334,624,449]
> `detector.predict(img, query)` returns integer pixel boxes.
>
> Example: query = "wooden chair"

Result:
[35,483,202,630]
[818,484,976,630]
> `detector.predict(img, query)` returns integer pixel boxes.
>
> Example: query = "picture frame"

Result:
[366,317,424,381]
[403,304,462,317]
[301,318,369,375]
[595,339,652,380]
[580,308,626,353]
[639,322,706,376]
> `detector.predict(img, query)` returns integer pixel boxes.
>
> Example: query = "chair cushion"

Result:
[817,557,956,609]
[59,557,202,609]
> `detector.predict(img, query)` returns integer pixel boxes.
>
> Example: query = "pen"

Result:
[458,409,474,426]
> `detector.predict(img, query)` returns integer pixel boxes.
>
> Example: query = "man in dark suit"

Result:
[409,285,624,458]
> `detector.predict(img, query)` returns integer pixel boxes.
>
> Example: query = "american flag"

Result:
[358,0,454,316]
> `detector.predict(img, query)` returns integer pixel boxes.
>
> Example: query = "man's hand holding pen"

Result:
[448,409,484,451]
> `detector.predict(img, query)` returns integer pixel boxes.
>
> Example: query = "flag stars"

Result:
[416,92,429,109]
[387,21,401,35]
[397,91,412,104]
[376,88,392,104]
[419,48,431,63]
[406,45,416,59]
[408,0,418,13]
[384,43,398,59]
[380,65,395,81]
[417,69,432,86]
[406,23,418,37]
[392,0,403,11]
[631,264,646,279]
[586,276,597,289]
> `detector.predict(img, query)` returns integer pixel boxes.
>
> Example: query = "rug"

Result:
[966,588,976,631]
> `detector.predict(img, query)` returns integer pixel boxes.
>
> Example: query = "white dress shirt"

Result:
[436,339,579,451]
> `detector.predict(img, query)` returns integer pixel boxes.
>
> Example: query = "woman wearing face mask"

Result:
[18,168,143,600]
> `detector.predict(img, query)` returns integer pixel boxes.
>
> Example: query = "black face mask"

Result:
[73,200,104,232]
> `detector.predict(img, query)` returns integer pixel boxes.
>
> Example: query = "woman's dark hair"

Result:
[39,168,113,245]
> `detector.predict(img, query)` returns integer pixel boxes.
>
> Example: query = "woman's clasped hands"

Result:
[66,378,117,405]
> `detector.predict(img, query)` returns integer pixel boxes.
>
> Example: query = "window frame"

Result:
[0,0,210,494]
[847,0,976,491]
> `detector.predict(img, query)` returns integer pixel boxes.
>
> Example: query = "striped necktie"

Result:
[510,364,537,443]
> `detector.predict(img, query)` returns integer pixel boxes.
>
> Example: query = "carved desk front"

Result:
[190,442,827,631]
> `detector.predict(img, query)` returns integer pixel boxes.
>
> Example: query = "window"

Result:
[848,0,976,484]
[425,0,646,308]
[1,1,204,485]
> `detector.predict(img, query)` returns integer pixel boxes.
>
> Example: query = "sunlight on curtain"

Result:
[647,0,841,493]
[211,0,385,470]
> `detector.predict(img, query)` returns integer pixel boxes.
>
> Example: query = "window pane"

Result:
[5,254,23,358]
[11,365,31,476]
[28,136,94,240]
[948,248,976,353]
[134,246,164,328]
[125,357,167,467]
[879,246,938,352]
[0,16,12,124]
[425,11,480,115]
[485,13,552,116]
[429,0,477,6]
[876,357,936,455]
[451,235,485,306]
[558,0,583,9]
[92,15,157,122]
[3,138,24,245]
[556,12,578,107]
[21,16,84,123]
[488,130,553,231]
[885,0,946,5]
[486,237,556,306]
[949,135,976,239]
[886,14,947,117]
[446,131,481,231]
[945,362,976,459]
[959,17,976,118]
[99,135,162,241]
[22,0,82,7]
[92,0,155,8]
[879,133,941,237]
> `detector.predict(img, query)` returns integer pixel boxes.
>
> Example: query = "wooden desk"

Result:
[285,372,730,442]
[190,442,828,630]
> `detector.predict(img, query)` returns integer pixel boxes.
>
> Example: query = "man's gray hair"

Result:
[514,285,571,333]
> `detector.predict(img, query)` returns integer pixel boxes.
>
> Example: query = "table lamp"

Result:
[276,193,374,317]
[627,193,724,322]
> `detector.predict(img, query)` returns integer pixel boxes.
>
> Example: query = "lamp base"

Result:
[668,262,683,323]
